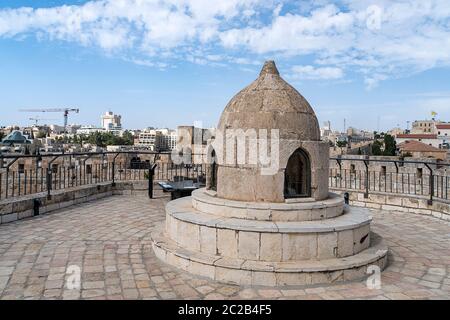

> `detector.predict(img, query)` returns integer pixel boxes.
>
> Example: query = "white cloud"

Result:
[0,0,450,87]
[290,65,344,80]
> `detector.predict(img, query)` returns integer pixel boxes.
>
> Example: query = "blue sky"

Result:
[1,0,450,131]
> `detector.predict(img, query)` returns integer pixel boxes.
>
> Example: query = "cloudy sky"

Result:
[0,0,450,131]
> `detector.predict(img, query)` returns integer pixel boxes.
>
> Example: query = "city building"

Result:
[135,128,177,151]
[388,127,404,136]
[398,140,447,160]
[76,125,105,135]
[101,111,122,131]
[395,133,440,148]
[411,120,437,134]
[436,123,450,149]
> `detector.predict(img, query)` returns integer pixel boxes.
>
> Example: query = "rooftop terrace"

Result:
[0,190,449,300]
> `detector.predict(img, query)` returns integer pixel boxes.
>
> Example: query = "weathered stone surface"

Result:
[317,232,338,259]
[217,229,238,258]
[259,233,282,262]
[238,232,260,260]
[282,234,317,261]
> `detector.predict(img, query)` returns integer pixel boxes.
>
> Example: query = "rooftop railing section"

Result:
[1,152,449,205]
[0,151,206,201]
[329,157,450,205]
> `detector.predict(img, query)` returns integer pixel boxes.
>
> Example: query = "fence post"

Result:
[364,160,369,198]
[47,155,61,199]
[112,153,120,187]
[425,163,433,205]
[148,164,157,199]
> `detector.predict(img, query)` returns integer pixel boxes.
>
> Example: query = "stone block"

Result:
[431,211,442,219]
[337,230,354,257]
[166,216,178,243]
[353,224,370,253]
[217,229,238,258]
[246,208,271,220]
[366,202,381,209]
[386,195,402,206]
[252,271,277,286]
[368,194,386,204]
[189,261,215,279]
[317,232,338,259]
[177,221,200,251]
[1,212,18,224]
[199,226,217,255]
[311,270,344,284]
[343,266,367,281]
[238,231,260,260]
[259,233,282,261]
[282,234,317,261]
[351,201,366,207]
[270,210,299,221]
[402,197,419,208]
[18,210,33,220]
[0,203,13,215]
[215,267,252,285]
[166,253,189,271]
[276,272,312,286]
[408,208,431,215]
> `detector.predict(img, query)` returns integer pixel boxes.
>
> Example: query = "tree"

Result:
[383,134,396,156]
[357,147,362,155]
[371,140,382,155]
[0,132,4,141]
[336,140,347,148]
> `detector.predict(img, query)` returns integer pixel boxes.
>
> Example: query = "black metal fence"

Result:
[0,151,206,200]
[1,152,450,205]
[329,157,450,204]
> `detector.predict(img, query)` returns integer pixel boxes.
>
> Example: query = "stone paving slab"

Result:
[0,191,449,300]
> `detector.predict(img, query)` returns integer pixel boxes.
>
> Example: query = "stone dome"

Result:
[218,60,320,141]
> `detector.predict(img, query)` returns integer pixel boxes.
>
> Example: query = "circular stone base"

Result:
[192,188,344,221]
[151,229,388,286]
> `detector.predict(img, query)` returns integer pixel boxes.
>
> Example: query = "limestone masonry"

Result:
[152,61,388,286]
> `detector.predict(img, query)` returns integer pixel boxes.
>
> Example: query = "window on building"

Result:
[381,166,386,176]
[18,164,25,174]
[284,148,311,198]
[350,164,356,174]
[52,164,58,174]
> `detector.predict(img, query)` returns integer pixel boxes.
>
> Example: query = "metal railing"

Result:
[0,151,206,200]
[329,157,450,204]
[1,152,449,205]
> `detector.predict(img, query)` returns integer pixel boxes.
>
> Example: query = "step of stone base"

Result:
[151,230,388,286]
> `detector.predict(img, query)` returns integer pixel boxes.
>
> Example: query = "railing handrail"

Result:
[330,156,450,167]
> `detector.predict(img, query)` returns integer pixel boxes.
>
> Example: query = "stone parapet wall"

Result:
[331,188,450,221]
[0,181,149,225]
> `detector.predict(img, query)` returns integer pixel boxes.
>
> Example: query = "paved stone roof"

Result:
[217,60,320,141]
[436,124,450,129]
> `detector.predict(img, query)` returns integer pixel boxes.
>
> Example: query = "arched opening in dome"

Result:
[207,148,218,191]
[284,148,311,198]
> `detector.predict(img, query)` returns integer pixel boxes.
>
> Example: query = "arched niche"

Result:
[284,148,311,198]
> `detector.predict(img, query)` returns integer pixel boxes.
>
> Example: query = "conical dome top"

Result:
[259,60,280,76]
[217,61,320,141]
